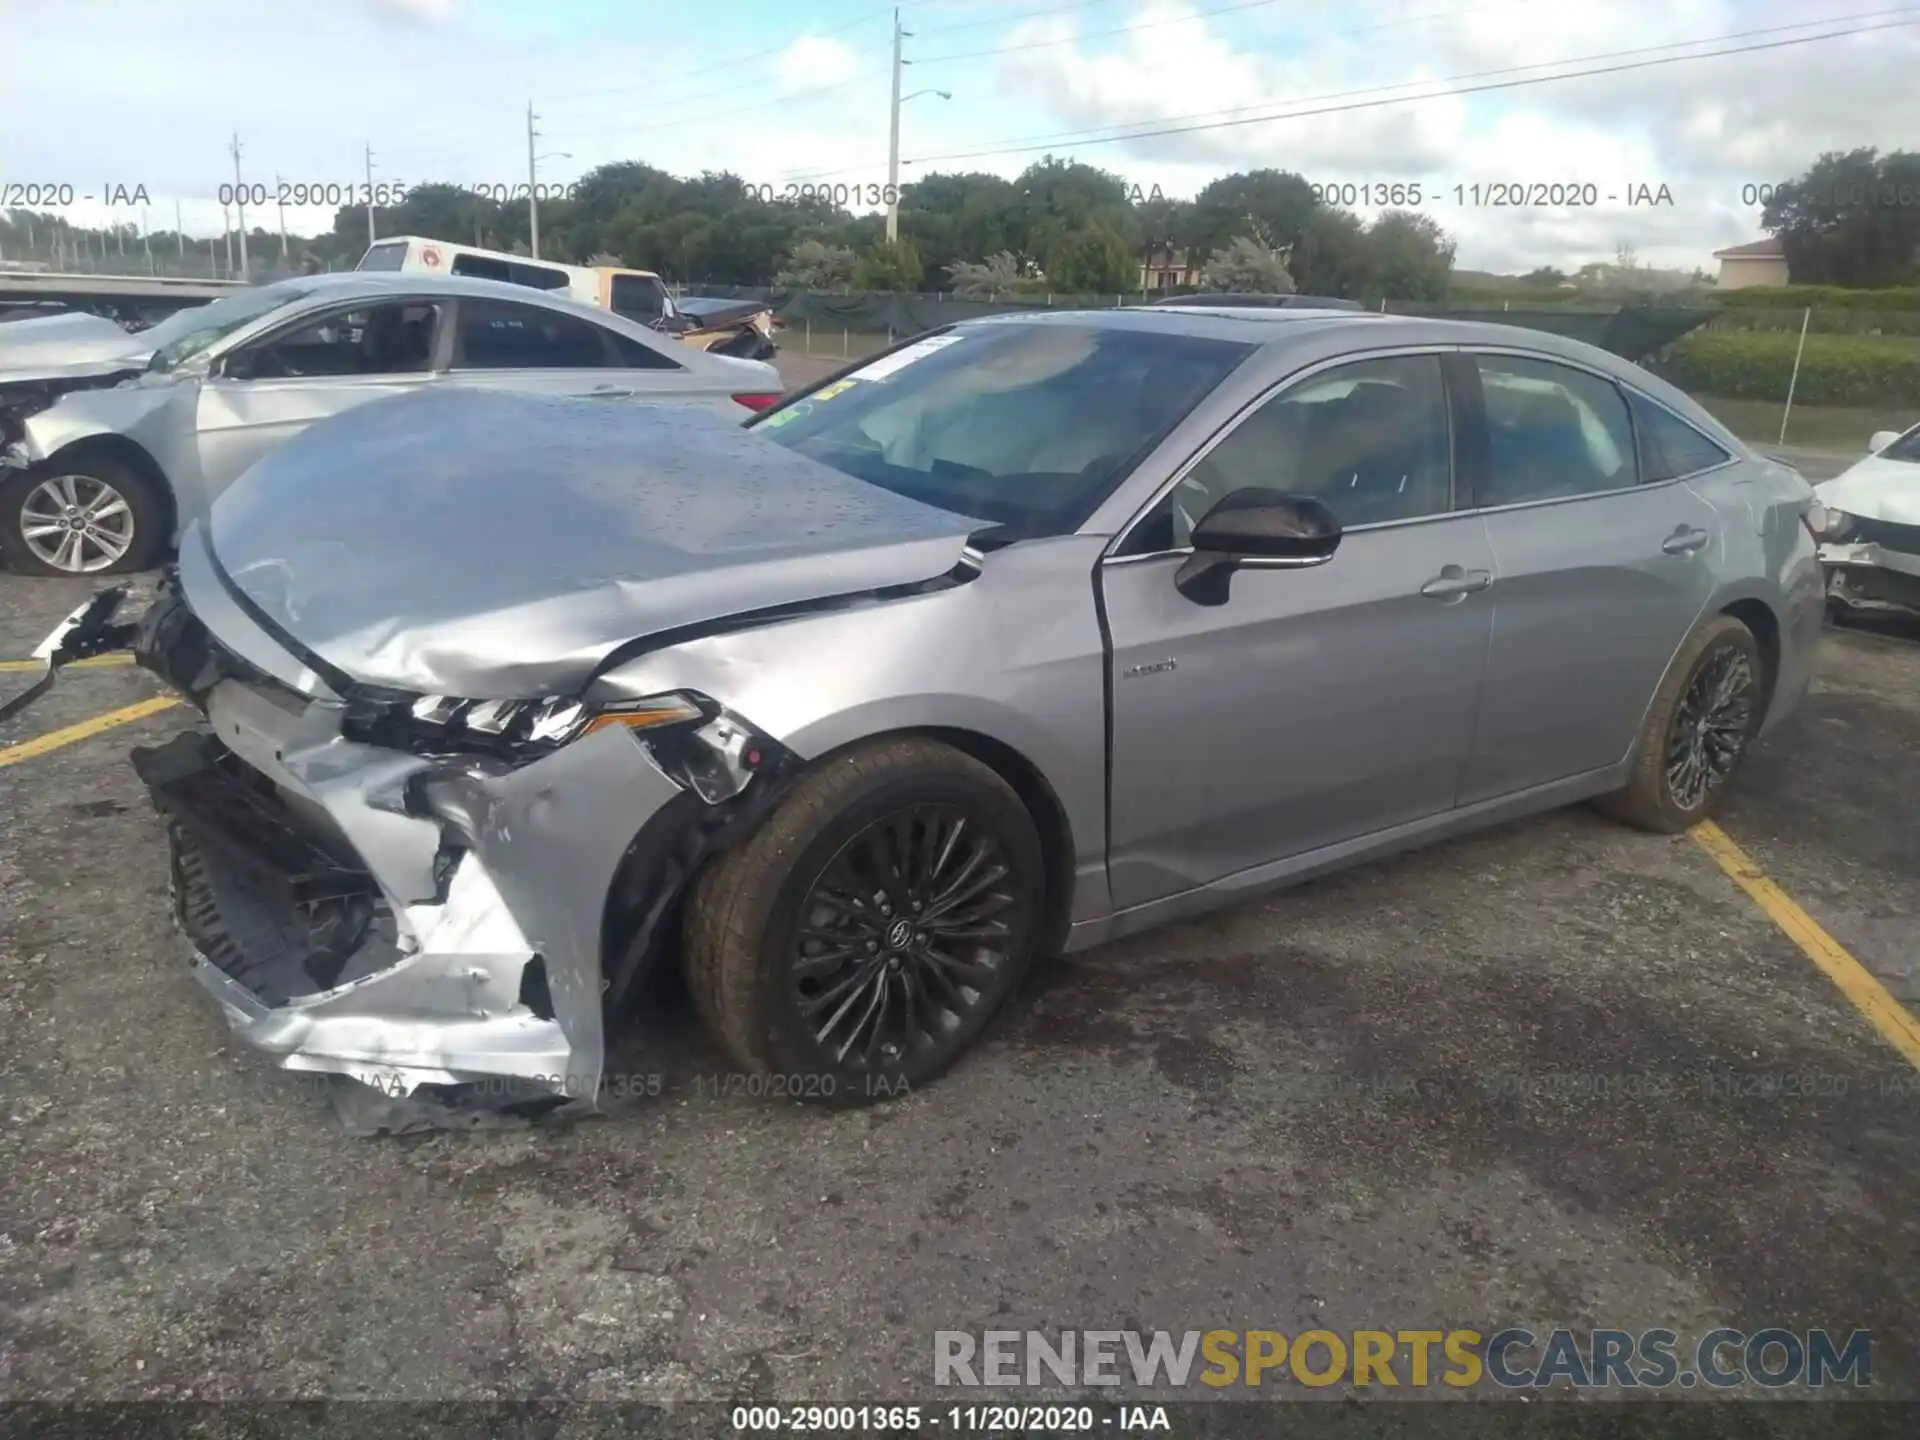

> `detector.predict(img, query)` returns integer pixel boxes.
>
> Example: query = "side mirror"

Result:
[1175,489,1342,605]
[1869,430,1900,454]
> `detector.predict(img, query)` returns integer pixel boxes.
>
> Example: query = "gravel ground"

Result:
[0,381,1914,1408]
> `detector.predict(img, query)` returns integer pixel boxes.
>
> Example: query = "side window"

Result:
[453,300,616,369]
[233,302,439,379]
[607,326,683,370]
[1125,354,1454,553]
[610,274,668,322]
[1627,390,1733,482]
[509,261,573,291]
[1474,354,1637,506]
[450,254,512,284]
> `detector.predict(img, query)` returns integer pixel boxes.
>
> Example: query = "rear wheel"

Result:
[1599,614,1763,833]
[0,456,164,575]
[683,738,1044,1106]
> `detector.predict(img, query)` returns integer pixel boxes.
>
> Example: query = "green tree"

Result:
[1366,210,1455,300]
[1048,222,1136,293]
[1189,170,1318,260]
[852,237,925,290]
[1202,236,1295,293]
[1290,207,1373,297]
[775,238,857,289]
[946,250,1023,298]
[1762,146,1920,287]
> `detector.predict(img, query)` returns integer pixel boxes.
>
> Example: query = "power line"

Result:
[769,7,1919,184]
[541,0,910,113]
[906,10,1920,167]
[914,0,1289,66]
[761,0,1544,182]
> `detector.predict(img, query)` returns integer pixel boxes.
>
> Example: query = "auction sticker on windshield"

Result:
[853,332,965,381]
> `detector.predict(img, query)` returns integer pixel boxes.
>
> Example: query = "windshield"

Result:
[752,323,1253,536]
[1881,424,1920,464]
[145,282,314,373]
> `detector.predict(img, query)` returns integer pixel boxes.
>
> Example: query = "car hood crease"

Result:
[203,388,986,698]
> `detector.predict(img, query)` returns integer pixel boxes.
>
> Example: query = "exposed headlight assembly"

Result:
[342,688,714,759]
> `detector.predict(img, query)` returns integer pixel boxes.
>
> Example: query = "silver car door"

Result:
[194,300,442,508]
[439,295,719,403]
[1100,351,1496,911]
[1454,350,1721,805]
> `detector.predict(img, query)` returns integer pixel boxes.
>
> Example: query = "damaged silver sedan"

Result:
[1815,421,1920,622]
[7,309,1828,1115]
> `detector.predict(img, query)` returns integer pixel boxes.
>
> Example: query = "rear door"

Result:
[193,298,444,504]
[441,296,748,413]
[1455,349,1722,804]
[1100,350,1497,909]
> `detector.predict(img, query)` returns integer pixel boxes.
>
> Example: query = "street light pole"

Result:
[230,132,250,281]
[528,101,541,259]
[886,8,904,244]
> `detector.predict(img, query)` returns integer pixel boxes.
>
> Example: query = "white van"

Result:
[356,237,775,358]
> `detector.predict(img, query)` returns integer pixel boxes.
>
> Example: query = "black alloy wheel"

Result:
[789,803,1025,1071]
[1664,640,1756,812]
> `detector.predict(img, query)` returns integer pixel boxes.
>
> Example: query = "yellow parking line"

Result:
[1691,820,1920,1071]
[0,653,137,672]
[0,696,181,768]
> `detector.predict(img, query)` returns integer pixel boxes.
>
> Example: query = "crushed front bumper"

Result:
[129,591,698,1106]
[1820,534,1920,618]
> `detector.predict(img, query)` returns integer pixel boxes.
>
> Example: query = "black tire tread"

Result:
[0,452,166,576]
[1599,613,1760,834]
[683,737,1030,1080]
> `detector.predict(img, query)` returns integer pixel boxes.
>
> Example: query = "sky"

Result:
[4,0,1918,274]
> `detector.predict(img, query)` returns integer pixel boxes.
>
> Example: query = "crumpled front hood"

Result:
[1816,457,1920,525]
[0,311,150,383]
[205,388,985,698]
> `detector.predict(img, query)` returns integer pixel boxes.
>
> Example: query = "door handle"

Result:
[1420,566,1493,600]
[588,385,636,398]
[1662,525,1710,555]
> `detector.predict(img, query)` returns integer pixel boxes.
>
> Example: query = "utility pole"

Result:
[275,172,289,262]
[222,203,233,276]
[142,209,153,274]
[231,132,250,281]
[365,144,377,248]
[886,8,904,244]
[527,100,541,259]
[175,199,184,260]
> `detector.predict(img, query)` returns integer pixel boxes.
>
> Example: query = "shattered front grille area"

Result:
[169,825,399,1006]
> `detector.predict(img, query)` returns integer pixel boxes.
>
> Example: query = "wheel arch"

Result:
[34,433,178,544]
[1716,592,1782,719]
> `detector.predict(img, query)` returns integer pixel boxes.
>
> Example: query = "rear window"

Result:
[1628,390,1732,481]
[754,324,1253,537]
[357,241,408,271]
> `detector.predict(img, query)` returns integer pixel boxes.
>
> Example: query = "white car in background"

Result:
[0,272,782,575]
[1815,422,1920,622]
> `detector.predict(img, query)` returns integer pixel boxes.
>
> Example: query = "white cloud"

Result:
[365,0,456,21]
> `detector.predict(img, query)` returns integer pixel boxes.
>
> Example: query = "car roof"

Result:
[955,304,1646,374]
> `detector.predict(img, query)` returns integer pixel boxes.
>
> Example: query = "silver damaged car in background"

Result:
[1815,420,1920,621]
[9,308,1828,1120]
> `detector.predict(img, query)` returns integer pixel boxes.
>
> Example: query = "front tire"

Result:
[683,738,1044,1106]
[0,456,164,576]
[1599,614,1764,834]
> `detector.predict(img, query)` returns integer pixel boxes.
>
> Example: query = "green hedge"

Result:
[1652,330,1920,406]
[1709,285,1920,312]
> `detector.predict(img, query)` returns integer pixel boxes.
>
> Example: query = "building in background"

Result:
[1712,237,1790,289]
